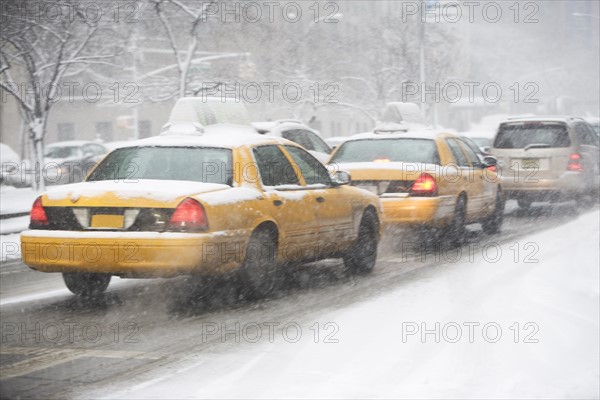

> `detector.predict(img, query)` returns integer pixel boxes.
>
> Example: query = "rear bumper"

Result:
[500,172,587,200]
[380,195,455,227]
[20,230,246,277]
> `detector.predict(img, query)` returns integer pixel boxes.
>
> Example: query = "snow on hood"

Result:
[45,180,229,202]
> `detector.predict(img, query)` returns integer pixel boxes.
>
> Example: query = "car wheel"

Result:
[442,196,466,246]
[343,211,378,275]
[238,228,281,299]
[517,199,532,209]
[575,191,597,209]
[482,190,505,234]
[62,272,111,297]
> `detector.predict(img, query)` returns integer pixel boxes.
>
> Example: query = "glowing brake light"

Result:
[30,197,49,226]
[168,198,208,231]
[410,174,437,197]
[567,153,583,172]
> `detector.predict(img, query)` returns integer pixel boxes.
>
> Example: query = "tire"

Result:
[442,196,466,246]
[238,228,281,299]
[343,211,378,275]
[517,199,532,209]
[62,272,111,297]
[575,190,597,209]
[482,190,505,234]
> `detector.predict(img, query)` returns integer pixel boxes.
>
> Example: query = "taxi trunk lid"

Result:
[38,180,229,231]
[336,162,440,195]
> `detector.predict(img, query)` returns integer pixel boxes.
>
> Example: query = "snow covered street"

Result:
[1,202,598,399]
[100,209,600,399]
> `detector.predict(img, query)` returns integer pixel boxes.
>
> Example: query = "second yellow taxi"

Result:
[328,129,504,242]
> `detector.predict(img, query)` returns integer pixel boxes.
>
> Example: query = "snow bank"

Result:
[0,216,29,235]
[0,186,40,215]
[110,210,599,399]
[0,233,21,261]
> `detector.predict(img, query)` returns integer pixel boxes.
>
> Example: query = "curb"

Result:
[0,212,30,220]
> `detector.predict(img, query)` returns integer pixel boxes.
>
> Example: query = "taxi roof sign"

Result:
[166,97,251,132]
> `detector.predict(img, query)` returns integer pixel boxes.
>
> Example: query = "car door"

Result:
[252,145,319,262]
[457,138,497,214]
[283,145,355,254]
[445,138,486,221]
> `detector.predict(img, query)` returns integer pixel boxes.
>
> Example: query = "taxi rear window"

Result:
[87,146,233,185]
[494,122,571,148]
[330,138,439,164]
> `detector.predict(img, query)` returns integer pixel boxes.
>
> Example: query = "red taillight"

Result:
[168,198,208,231]
[567,153,583,172]
[486,165,497,173]
[410,174,437,196]
[30,197,48,226]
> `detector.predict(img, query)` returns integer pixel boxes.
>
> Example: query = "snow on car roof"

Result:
[251,120,319,136]
[46,140,100,148]
[503,116,587,123]
[343,129,455,142]
[115,123,293,149]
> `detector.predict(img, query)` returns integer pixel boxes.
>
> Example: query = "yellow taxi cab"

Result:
[21,124,382,297]
[328,129,504,242]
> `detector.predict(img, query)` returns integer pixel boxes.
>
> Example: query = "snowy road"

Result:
[1,201,597,399]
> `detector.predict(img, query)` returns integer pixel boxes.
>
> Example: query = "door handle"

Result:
[316,196,325,203]
[273,200,283,207]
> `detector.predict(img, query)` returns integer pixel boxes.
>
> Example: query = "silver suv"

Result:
[490,117,600,208]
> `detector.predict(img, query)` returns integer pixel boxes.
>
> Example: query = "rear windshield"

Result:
[330,138,439,164]
[494,122,571,149]
[87,146,233,185]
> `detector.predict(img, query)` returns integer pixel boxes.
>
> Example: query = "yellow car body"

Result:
[328,130,503,231]
[21,125,382,281]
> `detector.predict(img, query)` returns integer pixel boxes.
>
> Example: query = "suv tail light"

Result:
[168,198,208,231]
[567,153,583,172]
[410,174,437,197]
[30,197,49,227]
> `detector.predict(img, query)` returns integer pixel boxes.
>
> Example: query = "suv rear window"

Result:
[494,122,571,149]
[330,138,440,164]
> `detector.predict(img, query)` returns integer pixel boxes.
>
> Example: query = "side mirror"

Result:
[482,155,497,171]
[483,155,497,166]
[332,170,351,186]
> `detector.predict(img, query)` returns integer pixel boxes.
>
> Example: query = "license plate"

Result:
[91,214,124,229]
[522,159,539,169]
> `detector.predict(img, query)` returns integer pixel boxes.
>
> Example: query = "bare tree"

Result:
[0,0,115,189]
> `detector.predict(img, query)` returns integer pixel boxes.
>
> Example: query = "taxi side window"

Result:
[457,139,482,167]
[284,145,332,185]
[253,145,299,187]
[445,139,469,167]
